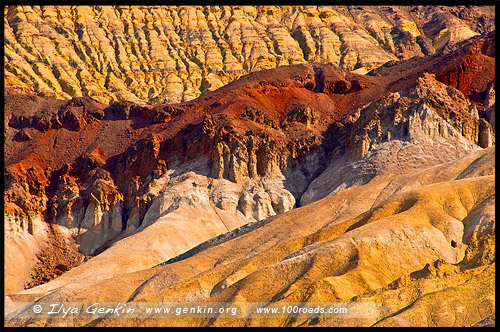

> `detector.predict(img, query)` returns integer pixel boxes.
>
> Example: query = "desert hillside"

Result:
[3,5,496,328]
[4,5,494,103]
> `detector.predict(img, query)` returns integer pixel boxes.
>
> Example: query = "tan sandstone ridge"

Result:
[5,146,495,327]
[3,31,495,297]
[4,5,494,104]
[3,28,495,327]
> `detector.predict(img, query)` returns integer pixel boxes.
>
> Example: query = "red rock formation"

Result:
[369,31,495,110]
[3,31,495,292]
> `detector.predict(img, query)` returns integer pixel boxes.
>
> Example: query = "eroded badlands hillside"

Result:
[3,29,495,327]
[8,146,494,327]
[4,5,495,103]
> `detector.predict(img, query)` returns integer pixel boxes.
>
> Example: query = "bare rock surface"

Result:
[4,31,495,295]
[4,5,494,104]
[301,73,484,205]
[3,25,495,327]
[5,147,495,327]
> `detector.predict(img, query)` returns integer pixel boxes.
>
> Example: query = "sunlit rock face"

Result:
[3,8,496,327]
[4,5,494,104]
[4,29,495,294]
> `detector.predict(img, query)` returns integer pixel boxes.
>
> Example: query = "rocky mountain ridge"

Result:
[6,147,495,327]
[4,5,495,104]
[4,30,495,298]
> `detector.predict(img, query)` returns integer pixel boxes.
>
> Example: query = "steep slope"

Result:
[4,32,495,295]
[5,147,495,327]
[4,5,494,104]
[300,72,491,205]
[368,30,495,112]
[4,63,384,293]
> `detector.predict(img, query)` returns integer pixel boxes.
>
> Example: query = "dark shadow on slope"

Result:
[156,214,279,267]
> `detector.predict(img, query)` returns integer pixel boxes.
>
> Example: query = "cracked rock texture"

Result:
[5,147,495,327]
[300,72,488,206]
[3,26,495,327]
[4,31,495,294]
[4,5,494,104]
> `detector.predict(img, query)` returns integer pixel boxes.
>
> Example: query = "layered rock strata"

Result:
[3,32,495,298]
[4,5,494,104]
[5,146,495,327]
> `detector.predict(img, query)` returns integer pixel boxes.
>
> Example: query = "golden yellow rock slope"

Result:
[5,147,494,327]
[4,5,494,104]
